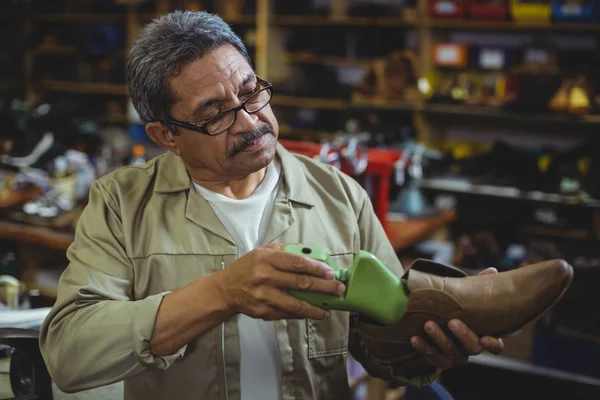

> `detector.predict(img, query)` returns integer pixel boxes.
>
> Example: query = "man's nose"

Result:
[228,108,258,136]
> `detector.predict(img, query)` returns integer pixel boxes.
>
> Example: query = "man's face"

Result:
[167,44,279,179]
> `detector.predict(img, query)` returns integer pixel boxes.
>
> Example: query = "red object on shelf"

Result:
[428,0,467,18]
[279,139,402,235]
[469,0,510,20]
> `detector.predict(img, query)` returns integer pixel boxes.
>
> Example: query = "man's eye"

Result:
[241,89,256,100]
[196,112,220,124]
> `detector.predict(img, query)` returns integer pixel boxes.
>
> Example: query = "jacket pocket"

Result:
[307,253,354,359]
[307,313,349,359]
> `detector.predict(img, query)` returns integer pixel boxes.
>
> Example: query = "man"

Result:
[40,10,503,400]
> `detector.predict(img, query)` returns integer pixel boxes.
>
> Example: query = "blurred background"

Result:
[1,0,600,399]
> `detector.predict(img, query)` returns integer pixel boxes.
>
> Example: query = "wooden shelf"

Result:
[42,81,129,96]
[419,177,600,209]
[107,113,130,125]
[520,225,592,240]
[271,94,600,130]
[33,285,58,299]
[32,13,125,23]
[271,15,416,27]
[352,96,421,112]
[423,103,600,128]
[0,220,73,251]
[267,15,600,31]
[470,353,600,387]
[32,45,126,57]
[426,18,600,32]
[272,94,418,111]
[278,125,337,140]
[272,95,345,109]
[32,45,77,55]
[387,209,456,251]
[285,52,372,68]
[139,13,255,25]
[0,14,20,22]
[224,15,256,25]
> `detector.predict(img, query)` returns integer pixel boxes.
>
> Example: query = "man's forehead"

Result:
[180,45,252,88]
[169,45,255,116]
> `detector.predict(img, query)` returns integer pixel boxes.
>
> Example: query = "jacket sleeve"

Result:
[347,189,440,387]
[39,181,186,393]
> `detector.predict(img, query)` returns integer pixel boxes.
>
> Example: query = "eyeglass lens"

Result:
[206,88,272,134]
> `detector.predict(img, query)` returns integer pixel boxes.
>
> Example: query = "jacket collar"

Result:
[153,142,316,207]
[154,150,192,193]
[276,143,315,207]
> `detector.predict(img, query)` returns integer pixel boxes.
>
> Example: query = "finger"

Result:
[250,304,306,321]
[410,336,437,356]
[411,337,466,370]
[273,271,346,296]
[265,250,336,279]
[448,319,483,355]
[266,289,331,320]
[424,321,460,357]
[263,243,284,250]
[261,310,303,321]
[481,336,504,355]
[478,267,498,275]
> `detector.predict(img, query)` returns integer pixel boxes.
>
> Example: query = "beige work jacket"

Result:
[39,143,437,400]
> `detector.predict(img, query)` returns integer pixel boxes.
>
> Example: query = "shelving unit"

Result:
[272,95,346,110]
[269,15,416,27]
[419,178,600,208]
[31,45,78,55]
[41,81,129,96]
[248,3,600,385]
[17,0,600,139]
[425,18,600,31]
[31,13,127,23]
[271,95,600,131]
[284,52,373,68]
[251,2,600,146]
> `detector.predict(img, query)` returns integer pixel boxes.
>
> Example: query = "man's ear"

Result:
[146,122,180,155]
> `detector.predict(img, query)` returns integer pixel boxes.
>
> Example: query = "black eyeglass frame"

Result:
[162,76,274,136]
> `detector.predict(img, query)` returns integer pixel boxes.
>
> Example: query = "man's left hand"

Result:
[409,267,505,370]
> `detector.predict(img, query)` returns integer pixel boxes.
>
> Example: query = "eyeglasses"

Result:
[164,76,274,136]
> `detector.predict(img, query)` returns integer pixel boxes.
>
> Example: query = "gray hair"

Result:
[126,10,252,130]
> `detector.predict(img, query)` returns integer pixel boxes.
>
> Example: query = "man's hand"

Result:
[216,243,345,321]
[410,267,505,370]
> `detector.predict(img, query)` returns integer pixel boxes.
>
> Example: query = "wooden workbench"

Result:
[0,220,73,251]
[0,220,73,298]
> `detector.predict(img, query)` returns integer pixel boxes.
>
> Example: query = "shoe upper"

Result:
[355,258,573,373]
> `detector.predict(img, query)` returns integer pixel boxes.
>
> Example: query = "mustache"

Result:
[226,123,274,159]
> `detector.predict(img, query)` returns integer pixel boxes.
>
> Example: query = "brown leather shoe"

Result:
[354,258,573,376]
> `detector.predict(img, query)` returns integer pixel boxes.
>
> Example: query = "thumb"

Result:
[478,267,498,276]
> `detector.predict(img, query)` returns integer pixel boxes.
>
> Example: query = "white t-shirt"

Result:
[193,159,283,400]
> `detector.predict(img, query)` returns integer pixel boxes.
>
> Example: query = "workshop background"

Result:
[1,0,600,399]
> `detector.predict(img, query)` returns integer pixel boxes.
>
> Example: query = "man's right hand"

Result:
[216,243,345,321]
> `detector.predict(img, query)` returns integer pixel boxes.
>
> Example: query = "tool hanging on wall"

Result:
[343,136,369,176]
[318,133,370,175]
[390,143,441,218]
[318,139,342,169]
